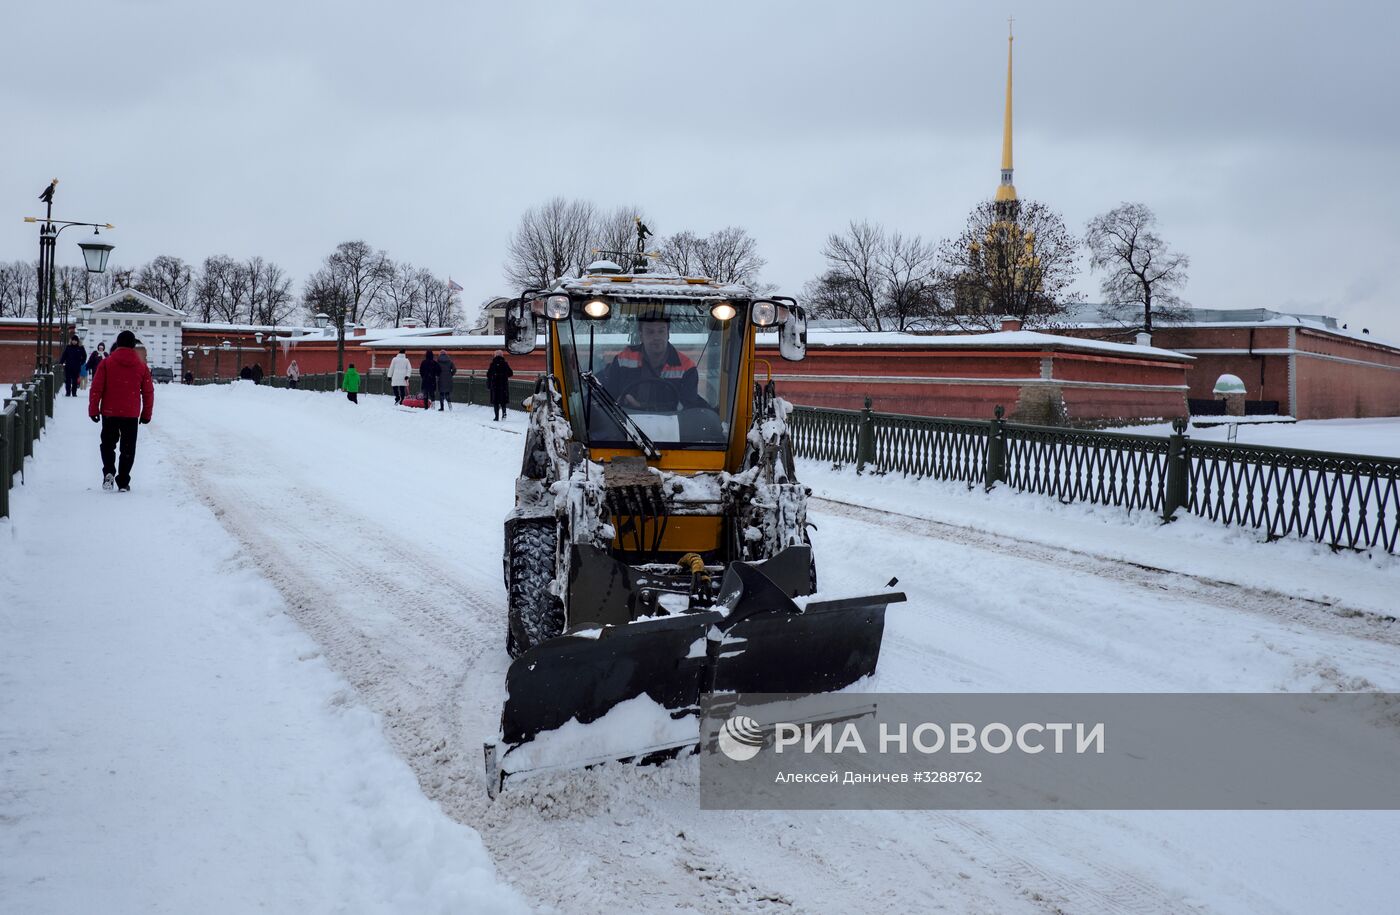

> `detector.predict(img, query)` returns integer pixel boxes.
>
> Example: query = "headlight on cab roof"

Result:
[545,295,571,320]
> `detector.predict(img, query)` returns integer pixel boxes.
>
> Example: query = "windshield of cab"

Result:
[556,299,747,449]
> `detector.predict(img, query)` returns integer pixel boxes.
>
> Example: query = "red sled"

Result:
[401,396,429,409]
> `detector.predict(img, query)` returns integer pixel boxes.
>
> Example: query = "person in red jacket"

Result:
[88,330,154,492]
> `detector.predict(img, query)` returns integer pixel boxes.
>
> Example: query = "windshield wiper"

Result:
[582,371,660,459]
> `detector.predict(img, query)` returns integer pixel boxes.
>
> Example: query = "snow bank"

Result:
[802,456,1400,617]
[0,398,526,914]
[1118,415,1400,458]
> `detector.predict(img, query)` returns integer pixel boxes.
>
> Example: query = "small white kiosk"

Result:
[72,288,188,374]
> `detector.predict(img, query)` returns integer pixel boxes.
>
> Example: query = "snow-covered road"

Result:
[7,383,1400,913]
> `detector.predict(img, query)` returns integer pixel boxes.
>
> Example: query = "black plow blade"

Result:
[486,562,905,795]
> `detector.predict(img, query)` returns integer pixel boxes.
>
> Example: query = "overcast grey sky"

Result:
[2,0,1397,337]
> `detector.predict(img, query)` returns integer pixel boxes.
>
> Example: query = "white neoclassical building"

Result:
[72,288,187,372]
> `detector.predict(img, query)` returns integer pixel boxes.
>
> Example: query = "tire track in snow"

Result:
[152,403,860,914]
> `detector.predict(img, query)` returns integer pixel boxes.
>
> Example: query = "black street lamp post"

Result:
[24,179,114,372]
[215,340,230,380]
[255,331,279,382]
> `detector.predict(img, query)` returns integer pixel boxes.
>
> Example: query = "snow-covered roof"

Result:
[81,288,187,318]
[758,328,1194,361]
[1060,303,1400,351]
[183,323,454,342]
[184,322,320,335]
[360,334,545,349]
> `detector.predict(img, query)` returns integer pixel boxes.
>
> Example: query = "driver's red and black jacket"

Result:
[598,343,708,409]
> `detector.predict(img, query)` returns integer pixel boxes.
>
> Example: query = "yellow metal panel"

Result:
[611,515,723,553]
[589,448,728,472]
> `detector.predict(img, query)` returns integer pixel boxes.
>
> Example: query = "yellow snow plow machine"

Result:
[486,253,904,793]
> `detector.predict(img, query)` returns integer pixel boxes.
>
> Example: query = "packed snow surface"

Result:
[0,395,525,914]
[5,384,1400,913]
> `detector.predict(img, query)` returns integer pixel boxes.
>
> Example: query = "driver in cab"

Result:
[599,315,708,410]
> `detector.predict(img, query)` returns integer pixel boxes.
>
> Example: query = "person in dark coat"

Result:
[435,350,456,411]
[486,349,513,421]
[418,350,440,410]
[88,330,154,492]
[85,342,106,377]
[251,362,264,385]
[239,365,254,381]
[60,334,88,397]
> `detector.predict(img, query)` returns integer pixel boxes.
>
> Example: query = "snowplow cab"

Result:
[488,259,901,793]
[502,263,814,643]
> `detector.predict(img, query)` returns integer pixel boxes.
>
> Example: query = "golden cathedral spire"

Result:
[995,19,1018,214]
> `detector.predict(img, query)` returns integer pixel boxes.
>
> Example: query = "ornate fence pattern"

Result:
[872,414,988,483]
[1184,441,1400,553]
[1002,424,1170,514]
[788,406,863,466]
[790,401,1400,555]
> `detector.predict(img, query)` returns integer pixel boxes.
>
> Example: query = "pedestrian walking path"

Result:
[0,395,524,914]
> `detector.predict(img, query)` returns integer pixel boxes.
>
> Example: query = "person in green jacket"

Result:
[343,364,361,404]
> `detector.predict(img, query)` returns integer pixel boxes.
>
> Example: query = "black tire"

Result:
[506,519,565,658]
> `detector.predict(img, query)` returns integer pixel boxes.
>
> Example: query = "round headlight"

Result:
[583,298,611,319]
[751,300,778,327]
[545,295,571,320]
[710,301,737,322]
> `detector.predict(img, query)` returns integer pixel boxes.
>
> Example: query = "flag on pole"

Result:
[448,277,463,293]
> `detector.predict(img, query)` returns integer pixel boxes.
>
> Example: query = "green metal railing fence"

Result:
[2,370,57,519]
[791,400,1400,555]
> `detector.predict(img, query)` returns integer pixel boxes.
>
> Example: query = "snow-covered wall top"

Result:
[361,334,545,349]
[183,323,454,341]
[1061,304,1400,351]
[756,329,1195,361]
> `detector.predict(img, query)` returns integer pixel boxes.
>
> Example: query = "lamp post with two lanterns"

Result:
[25,179,114,372]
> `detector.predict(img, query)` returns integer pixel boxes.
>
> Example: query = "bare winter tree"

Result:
[659,226,767,285]
[416,268,462,328]
[53,265,98,315]
[805,222,883,329]
[1084,202,1190,333]
[934,199,1081,330]
[371,260,422,327]
[193,255,250,324]
[0,260,38,317]
[302,265,350,359]
[504,197,597,290]
[245,256,296,326]
[134,255,194,312]
[804,221,938,331]
[306,240,392,373]
[659,231,703,276]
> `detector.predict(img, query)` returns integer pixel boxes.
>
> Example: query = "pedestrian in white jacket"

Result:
[388,349,412,404]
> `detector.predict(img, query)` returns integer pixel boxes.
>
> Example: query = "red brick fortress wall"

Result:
[1292,329,1400,419]
[755,342,1190,424]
